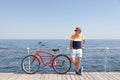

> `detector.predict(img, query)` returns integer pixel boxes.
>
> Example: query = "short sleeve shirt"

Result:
[71,34,85,49]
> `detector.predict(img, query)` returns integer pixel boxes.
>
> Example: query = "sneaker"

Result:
[76,71,81,75]
[79,68,82,73]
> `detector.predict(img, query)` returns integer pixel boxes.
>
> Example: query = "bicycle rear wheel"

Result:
[21,55,40,74]
[52,54,71,74]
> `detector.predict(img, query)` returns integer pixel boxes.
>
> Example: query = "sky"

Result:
[0,0,120,39]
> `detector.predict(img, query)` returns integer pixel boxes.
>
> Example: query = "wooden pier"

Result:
[0,72,120,80]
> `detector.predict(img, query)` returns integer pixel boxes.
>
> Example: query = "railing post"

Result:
[27,47,30,55]
[27,47,30,72]
[104,47,109,72]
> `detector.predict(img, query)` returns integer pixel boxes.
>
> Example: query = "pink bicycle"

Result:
[21,42,71,74]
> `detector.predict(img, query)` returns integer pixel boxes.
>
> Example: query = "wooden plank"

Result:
[0,72,120,80]
[69,72,76,80]
[74,74,81,80]
[44,73,49,80]
[41,74,46,80]
[81,72,91,80]
[49,74,54,80]
[79,75,85,80]
[32,74,42,80]
[0,73,13,80]
[25,74,34,80]
[17,74,30,80]
[92,72,106,80]
[57,74,62,80]
[100,72,114,80]
[104,72,119,80]
[108,72,120,80]
[104,72,118,80]
[112,72,120,78]
[96,72,109,80]
[62,74,67,80]
[87,72,98,80]
[53,74,57,80]
[84,72,95,80]
[78,72,85,80]
[7,74,19,80]
[16,74,28,80]
[66,73,72,80]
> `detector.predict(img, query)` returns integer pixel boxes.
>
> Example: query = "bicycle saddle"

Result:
[52,49,59,52]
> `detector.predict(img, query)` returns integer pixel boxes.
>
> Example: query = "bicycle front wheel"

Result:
[52,54,71,74]
[21,55,40,74]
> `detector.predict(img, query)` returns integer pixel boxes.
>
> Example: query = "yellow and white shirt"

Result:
[71,34,85,49]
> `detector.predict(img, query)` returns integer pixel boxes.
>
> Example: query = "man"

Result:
[70,27,86,75]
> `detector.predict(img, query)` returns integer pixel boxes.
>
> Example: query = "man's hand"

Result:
[81,46,85,49]
[70,47,73,50]
[81,44,85,49]
[82,39,86,49]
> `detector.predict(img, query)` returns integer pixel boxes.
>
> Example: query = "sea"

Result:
[0,39,120,73]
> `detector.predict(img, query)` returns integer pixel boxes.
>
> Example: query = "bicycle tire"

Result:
[21,55,40,74]
[52,54,71,74]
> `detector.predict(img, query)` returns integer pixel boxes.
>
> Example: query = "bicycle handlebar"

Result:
[38,42,45,46]
[38,42,42,44]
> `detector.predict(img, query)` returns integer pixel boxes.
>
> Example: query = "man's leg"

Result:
[71,49,77,66]
[76,49,82,72]
[76,57,81,72]
[71,57,77,66]
[71,57,79,72]
[71,57,81,72]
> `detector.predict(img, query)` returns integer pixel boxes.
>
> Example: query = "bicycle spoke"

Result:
[21,55,40,74]
[28,56,30,73]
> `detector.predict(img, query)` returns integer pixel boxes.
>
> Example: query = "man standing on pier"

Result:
[70,27,86,75]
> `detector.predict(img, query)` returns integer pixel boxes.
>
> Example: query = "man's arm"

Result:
[82,39,86,48]
[70,40,73,50]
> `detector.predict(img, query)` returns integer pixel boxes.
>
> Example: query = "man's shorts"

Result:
[71,49,82,58]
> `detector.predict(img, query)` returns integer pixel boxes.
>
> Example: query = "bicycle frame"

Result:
[32,49,58,67]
